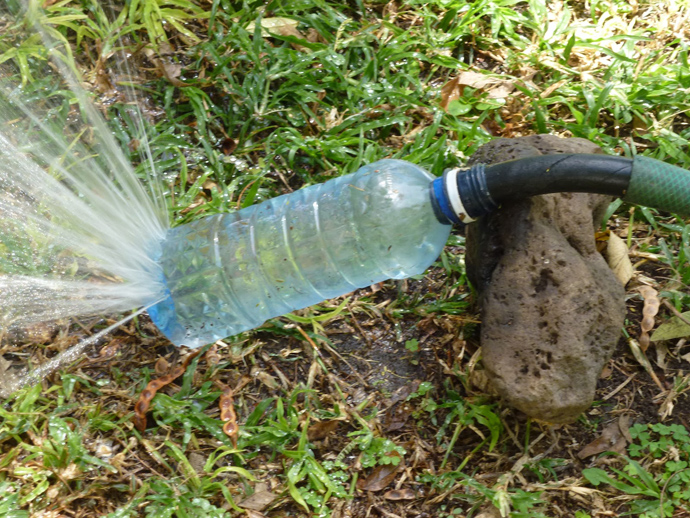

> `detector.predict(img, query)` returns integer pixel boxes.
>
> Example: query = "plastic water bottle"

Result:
[149,159,451,348]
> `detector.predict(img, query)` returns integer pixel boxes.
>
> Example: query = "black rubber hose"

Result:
[483,154,632,203]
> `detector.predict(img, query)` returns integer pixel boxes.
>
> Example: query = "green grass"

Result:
[1,0,690,516]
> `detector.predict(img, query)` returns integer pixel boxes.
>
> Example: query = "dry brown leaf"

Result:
[605,232,633,285]
[238,490,278,511]
[475,506,503,518]
[388,380,421,405]
[638,286,660,351]
[250,365,281,390]
[599,363,613,379]
[440,71,515,111]
[307,420,340,441]
[246,18,310,52]
[455,70,514,95]
[577,414,631,458]
[143,47,185,87]
[384,402,413,432]
[357,452,403,491]
[97,340,122,361]
[440,77,462,111]
[158,60,183,86]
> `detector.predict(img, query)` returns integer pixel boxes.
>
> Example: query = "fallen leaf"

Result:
[655,341,669,371]
[246,18,310,51]
[455,70,513,95]
[383,488,417,500]
[97,340,122,361]
[651,311,690,341]
[250,366,280,390]
[440,77,462,111]
[599,363,613,379]
[388,380,421,405]
[143,47,185,87]
[577,414,631,458]
[247,17,299,37]
[158,59,183,86]
[440,71,515,112]
[605,232,633,285]
[220,138,237,156]
[384,402,413,432]
[357,452,403,491]
[238,490,278,511]
[307,420,340,441]
[474,508,503,518]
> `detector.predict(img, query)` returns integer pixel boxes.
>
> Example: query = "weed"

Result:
[583,422,690,517]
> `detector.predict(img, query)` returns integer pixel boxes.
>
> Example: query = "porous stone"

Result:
[465,135,626,423]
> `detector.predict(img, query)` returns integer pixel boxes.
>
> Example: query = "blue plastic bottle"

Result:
[149,159,451,348]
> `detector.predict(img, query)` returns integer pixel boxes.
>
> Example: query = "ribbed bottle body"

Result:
[149,159,451,348]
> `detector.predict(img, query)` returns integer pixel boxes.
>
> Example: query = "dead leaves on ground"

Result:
[238,482,279,512]
[357,451,404,492]
[440,71,516,113]
[133,350,245,448]
[246,18,323,52]
[578,414,632,459]
[307,420,340,441]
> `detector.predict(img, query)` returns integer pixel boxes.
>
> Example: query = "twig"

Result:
[348,306,373,347]
[296,325,319,351]
[603,373,636,401]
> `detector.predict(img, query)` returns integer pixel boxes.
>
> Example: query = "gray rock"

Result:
[465,135,626,423]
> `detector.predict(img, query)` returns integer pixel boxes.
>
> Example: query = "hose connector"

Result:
[430,164,498,225]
